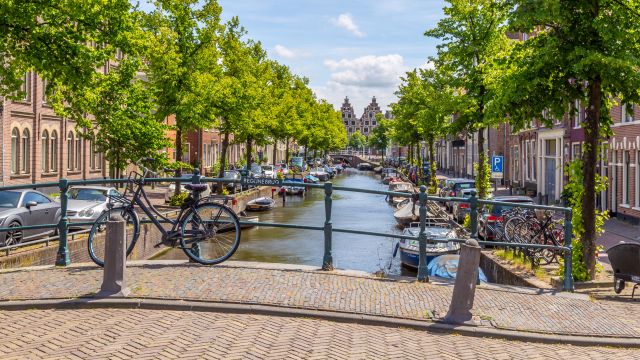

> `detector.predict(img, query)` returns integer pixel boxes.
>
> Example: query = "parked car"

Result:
[165,174,212,203]
[67,186,123,230]
[261,165,276,179]
[309,167,330,181]
[479,196,534,240]
[445,179,476,212]
[452,188,477,223]
[275,163,289,175]
[0,190,61,246]
[323,165,335,178]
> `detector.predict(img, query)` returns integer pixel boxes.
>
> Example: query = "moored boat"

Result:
[427,254,488,283]
[399,224,460,269]
[245,197,276,211]
[357,162,373,171]
[388,181,413,205]
[393,200,419,227]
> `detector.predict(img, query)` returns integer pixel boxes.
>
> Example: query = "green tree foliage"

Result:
[143,0,223,177]
[367,114,391,162]
[75,57,171,178]
[0,0,136,98]
[348,131,367,150]
[493,0,640,279]
[425,0,511,199]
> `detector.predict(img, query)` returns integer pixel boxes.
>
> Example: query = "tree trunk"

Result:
[218,131,230,179]
[583,76,602,280]
[477,128,487,199]
[408,144,413,165]
[246,138,253,168]
[174,128,183,196]
[272,139,278,165]
[285,138,290,165]
[429,139,437,191]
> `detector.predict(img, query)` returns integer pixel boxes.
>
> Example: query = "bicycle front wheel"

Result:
[87,207,140,267]
[180,202,241,265]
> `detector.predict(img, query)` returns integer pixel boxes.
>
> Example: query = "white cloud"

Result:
[330,13,365,38]
[314,54,409,113]
[273,44,296,59]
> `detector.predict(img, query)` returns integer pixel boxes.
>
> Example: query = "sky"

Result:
[139,0,446,113]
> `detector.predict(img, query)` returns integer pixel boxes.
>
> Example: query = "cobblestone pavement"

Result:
[1,262,639,338]
[0,308,638,359]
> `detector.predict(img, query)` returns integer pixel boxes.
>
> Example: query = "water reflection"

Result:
[157,168,412,275]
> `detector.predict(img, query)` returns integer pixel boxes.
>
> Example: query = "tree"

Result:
[143,0,223,185]
[367,114,391,163]
[0,0,137,98]
[492,0,640,279]
[75,57,171,178]
[425,0,511,199]
[348,131,367,151]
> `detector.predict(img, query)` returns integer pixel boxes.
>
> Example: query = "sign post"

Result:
[491,156,504,191]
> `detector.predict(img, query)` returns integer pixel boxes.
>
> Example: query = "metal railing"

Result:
[0,173,574,291]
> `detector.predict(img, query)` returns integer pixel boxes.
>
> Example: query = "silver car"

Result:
[0,190,61,246]
[67,186,122,229]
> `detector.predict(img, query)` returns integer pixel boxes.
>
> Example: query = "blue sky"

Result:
[140,1,446,113]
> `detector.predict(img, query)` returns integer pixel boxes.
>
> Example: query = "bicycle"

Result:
[515,210,563,265]
[87,159,241,266]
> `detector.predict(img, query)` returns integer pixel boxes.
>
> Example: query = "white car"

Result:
[66,186,122,229]
[261,165,276,179]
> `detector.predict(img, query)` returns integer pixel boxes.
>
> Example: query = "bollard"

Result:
[417,185,429,282]
[96,212,130,297]
[55,178,70,266]
[563,210,574,292]
[322,182,334,270]
[445,238,481,324]
[469,190,478,239]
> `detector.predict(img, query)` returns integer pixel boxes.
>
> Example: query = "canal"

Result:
[157,168,410,275]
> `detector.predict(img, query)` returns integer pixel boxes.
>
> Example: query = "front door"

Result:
[545,158,556,203]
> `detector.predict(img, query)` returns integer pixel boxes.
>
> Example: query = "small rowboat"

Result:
[245,197,276,211]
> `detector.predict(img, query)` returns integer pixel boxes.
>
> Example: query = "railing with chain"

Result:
[0,173,574,291]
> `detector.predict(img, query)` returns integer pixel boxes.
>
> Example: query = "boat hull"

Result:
[399,248,459,269]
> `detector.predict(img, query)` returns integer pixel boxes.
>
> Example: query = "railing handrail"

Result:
[0,175,574,292]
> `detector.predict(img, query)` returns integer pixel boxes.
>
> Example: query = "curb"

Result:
[1,298,639,348]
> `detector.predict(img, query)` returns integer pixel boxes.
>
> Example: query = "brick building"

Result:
[341,96,383,138]
[0,71,107,188]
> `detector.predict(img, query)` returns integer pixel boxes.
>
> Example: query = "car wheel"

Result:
[5,221,23,246]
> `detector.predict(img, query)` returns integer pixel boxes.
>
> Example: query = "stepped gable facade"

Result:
[341,96,383,138]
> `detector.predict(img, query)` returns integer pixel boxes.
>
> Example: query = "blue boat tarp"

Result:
[427,254,488,283]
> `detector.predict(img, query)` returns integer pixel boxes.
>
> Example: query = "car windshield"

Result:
[262,166,273,171]
[224,171,238,178]
[457,182,475,189]
[69,188,108,202]
[489,201,533,215]
[0,191,21,208]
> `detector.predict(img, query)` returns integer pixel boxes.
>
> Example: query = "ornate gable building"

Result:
[341,96,383,138]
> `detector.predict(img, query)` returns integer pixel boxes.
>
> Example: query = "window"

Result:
[351,121,355,125]
[372,121,377,126]
[622,103,634,123]
[89,136,96,170]
[523,33,529,41]
[531,141,537,180]
[67,131,74,170]
[11,128,19,175]
[75,135,82,170]
[23,192,51,205]
[573,100,583,128]
[347,114,351,118]
[511,145,520,182]
[363,127,369,133]
[50,130,58,172]
[365,121,369,126]
[41,130,50,172]
[18,72,31,102]
[115,48,123,60]
[184,143,190,163]
[572,143,581,160]
[623,151,631,204]
[21,129,30,174]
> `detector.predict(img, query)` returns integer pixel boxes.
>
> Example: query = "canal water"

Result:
[157,168,410,275]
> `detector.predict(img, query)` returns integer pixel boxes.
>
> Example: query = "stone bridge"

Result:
[329,153,380,168]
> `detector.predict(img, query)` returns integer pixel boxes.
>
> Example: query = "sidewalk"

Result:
[1,261,639,340]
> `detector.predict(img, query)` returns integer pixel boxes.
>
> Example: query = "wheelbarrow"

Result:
[606,242,640,298]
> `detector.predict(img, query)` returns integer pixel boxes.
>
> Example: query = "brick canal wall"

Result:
[0,187,278,269]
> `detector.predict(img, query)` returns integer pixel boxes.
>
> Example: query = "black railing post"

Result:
[417,185,429,282]
[322,182,334,270]
[469,190,478,238]
[191,168,202,202]
[563,209,574,292]
[55,178,70,266]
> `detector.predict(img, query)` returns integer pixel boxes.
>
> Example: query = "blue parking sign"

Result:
[492,156,504,173]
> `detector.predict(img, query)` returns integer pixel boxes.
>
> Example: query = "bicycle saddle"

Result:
[185,184,208,192]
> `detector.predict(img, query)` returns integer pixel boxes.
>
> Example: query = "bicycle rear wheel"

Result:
[87,207,140,267]
[180,202,241,265]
